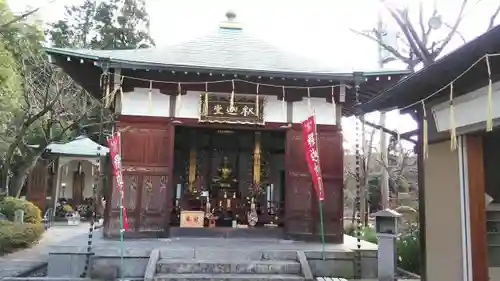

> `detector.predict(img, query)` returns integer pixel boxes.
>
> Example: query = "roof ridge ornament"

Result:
[219,10,243,30]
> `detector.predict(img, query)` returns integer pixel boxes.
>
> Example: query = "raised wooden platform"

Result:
[169,227,284,239]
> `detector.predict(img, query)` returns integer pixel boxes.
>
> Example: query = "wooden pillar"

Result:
[465,135,488,281]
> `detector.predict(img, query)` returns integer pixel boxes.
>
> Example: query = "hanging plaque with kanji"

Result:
[199,94,265,124]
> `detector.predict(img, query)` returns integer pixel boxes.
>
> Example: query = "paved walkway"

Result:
[0,224,377,278]
[0,223,92,278]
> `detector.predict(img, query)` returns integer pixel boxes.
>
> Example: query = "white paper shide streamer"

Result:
[332,86,336,123]
[176,83,182,116]
[282,86,286,120]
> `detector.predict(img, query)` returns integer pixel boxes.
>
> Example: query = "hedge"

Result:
[0,197,42,224]
[0,197,45,255]
[0,220,45,254]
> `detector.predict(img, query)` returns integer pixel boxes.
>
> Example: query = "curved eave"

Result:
[44,47,410,82]
[44,47,410,116]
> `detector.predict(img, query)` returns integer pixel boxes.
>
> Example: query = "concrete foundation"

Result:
[43,236,378,280]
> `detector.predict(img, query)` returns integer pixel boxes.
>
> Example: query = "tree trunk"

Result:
[0,163,10,196]
[11,151,43,198]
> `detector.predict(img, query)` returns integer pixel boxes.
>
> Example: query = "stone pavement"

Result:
[0,223,378,279]
[0,223,92,278]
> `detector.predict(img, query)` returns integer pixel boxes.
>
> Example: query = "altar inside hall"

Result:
[170,126,286,233]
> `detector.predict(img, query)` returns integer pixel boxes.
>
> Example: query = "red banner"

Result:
[108,132,129,232]
[301,115,325,201]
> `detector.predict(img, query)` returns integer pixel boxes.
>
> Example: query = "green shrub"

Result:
[345,221,421,275]
[344,223,378,244]
[397,226,421,275]
[360,226,378,244]
[344,222,356,236]
[0,197,42,224]
[0,220,45,254]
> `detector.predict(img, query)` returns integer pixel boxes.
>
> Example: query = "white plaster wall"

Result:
[293,97,336,125]
[432,81,500,132]
[263,95,287,123]
[177,91,201,119]
[120,88,336,126]
[121,87,170,117]
[58,160,95,200]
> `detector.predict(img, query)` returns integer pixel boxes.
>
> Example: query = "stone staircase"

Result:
[151,249,306,281]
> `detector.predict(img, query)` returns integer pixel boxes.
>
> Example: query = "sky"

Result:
[6,0,500,149]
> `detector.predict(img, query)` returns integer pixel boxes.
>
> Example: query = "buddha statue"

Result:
[212,156,237,190]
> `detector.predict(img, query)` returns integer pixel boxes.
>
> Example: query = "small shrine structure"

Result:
[44,11,409,242]
[25,136,109,217]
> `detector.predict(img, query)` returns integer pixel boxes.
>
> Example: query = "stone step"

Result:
[153,273,305,281]
[159,248,298,261]
[156,259,301,275]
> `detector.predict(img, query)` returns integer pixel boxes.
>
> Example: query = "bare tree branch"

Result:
[433,0,468,59]
[488,4,500,31]
[443,23,467,44]
[383,4,431,65]
[416,3,439,48]
[350,28,412,65]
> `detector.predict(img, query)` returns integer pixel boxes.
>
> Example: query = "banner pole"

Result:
[318,192,326,260]
[117,132,125,281]
[312,112,326,260]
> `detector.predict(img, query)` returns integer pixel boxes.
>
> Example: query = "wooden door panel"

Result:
[106,121,174,238]
[318,131,343,179]
[108,215,138,233]
[285,129,313,236]
[120,128,146,165]
[316,130,343,241]
[286,212,314,234]
[140,175,168,213]
[286,130,308,172]
[110,173,140,212]
[144,130,172,166]
[286,174,313,212]
[321,179,343,215]
[138,175,169,232]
